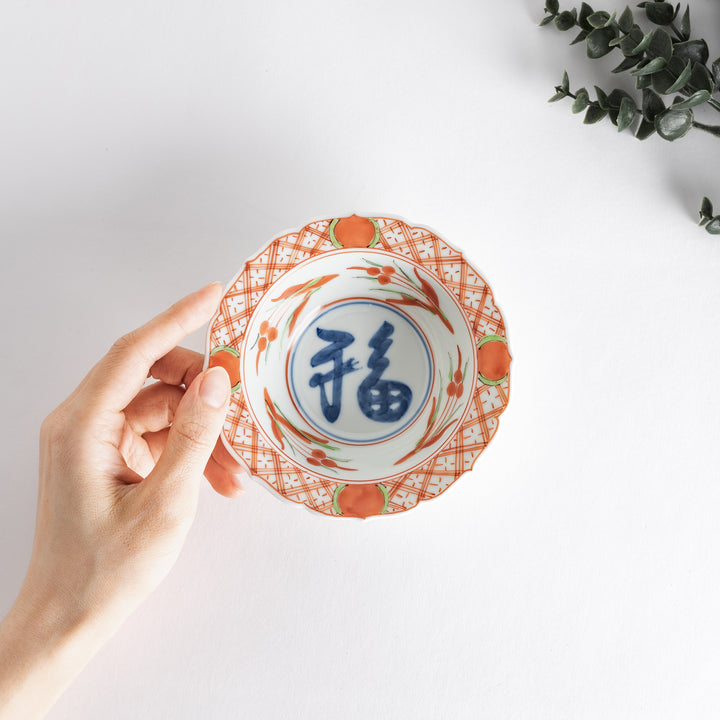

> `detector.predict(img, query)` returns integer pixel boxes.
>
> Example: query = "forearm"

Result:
[0,584,109,720]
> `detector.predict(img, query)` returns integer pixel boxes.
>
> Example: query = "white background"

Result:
[2,1,720,718]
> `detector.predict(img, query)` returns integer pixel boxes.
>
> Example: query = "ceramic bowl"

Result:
[205,214,511,518]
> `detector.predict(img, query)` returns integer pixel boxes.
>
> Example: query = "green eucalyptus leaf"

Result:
[607,88,633,107]
[690,62,714,93]
[631,56,667,75]
[712,58,720,87]
[609,36,623,47]
[571,29,589,45]
[643,2,675,25]
[617,96,637,131]
[642,88,666,120]
[587,26,617,58]
[673,39,709,65]
[679,5,690,40]
[545,0,560,14]
[655,107,693,140]
[562,70,570,92]
[555,10,577,30]
[587,10,611,28]
[607,89,633,124]
[636,73,653,89]
[706,217,720,234]
[701,196,714,219]
[670,89,711,110]
[699,217,710,227]
[651,56,687,93]
[578,1,596,30]
[664,58,693,93]
[539,15,556,26]
[594,85,609,108]
[613,55,642,72]
[635,118,656,139]
[648,28,673,62]
[548,91,568,102]
[618,6,634,33]
[584,104,608,123]
[572,90,591,113]
[631,31,654,54]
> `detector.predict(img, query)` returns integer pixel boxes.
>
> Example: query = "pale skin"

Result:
[0,283,247,720]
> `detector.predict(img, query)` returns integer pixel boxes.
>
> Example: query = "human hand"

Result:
[0,282,246,719]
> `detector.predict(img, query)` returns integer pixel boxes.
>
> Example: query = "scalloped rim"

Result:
[203,213,511,519]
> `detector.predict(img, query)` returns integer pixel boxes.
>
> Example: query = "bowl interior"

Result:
[240,248,477,483]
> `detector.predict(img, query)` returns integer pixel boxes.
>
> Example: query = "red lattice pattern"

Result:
[207,217,510,516]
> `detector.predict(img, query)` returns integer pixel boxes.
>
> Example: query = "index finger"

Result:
[80,282,223,412]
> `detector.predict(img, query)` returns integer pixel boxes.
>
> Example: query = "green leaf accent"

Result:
[641,88,666,121]
[664,59,693,93]
[617,96,637,131]
[655,107,694,140]
[572,89,591,113]
[642,2,675,25]
[631,56,667,76]
[673,40,709,66]
[584,104,608,123]
[679,5,690,40]
[548,90,568,102]
[670,90,711,111]
[539,15,555,26]
[587,26,617,58]
[561,70,570,92]
[332,485,346,515]
[618,6,634,33]
[706,217,720,235]
[555,10,577,31]
[701,197,714,219]
[571,29,589,45]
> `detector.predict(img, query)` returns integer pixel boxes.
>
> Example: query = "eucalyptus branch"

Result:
[541,1,720,232]
[699,197,720,234]
[542,1,720,141]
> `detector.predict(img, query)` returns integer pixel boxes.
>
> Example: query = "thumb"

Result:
[146,366,231,496]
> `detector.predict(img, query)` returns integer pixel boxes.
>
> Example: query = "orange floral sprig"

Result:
[349,259,454,333]
[251,274,339,373]
[394,346,468,465]
[263,389,356,472]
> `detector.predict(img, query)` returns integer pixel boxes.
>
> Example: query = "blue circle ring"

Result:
[288,300,434,445]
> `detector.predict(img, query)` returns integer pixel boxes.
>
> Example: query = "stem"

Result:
[692,120,720,138]
[708,98,720,114]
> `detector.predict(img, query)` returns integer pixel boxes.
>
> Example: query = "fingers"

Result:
[124,382,185,435]
[149,347,204,388]
[144,430,247,498]
[205,454,246,498]
[82,283,222,413]
[143,366,231,503]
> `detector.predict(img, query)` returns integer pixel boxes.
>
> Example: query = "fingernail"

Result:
[200,367,230,408]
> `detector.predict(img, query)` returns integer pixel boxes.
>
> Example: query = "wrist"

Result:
[0,580,112,720]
